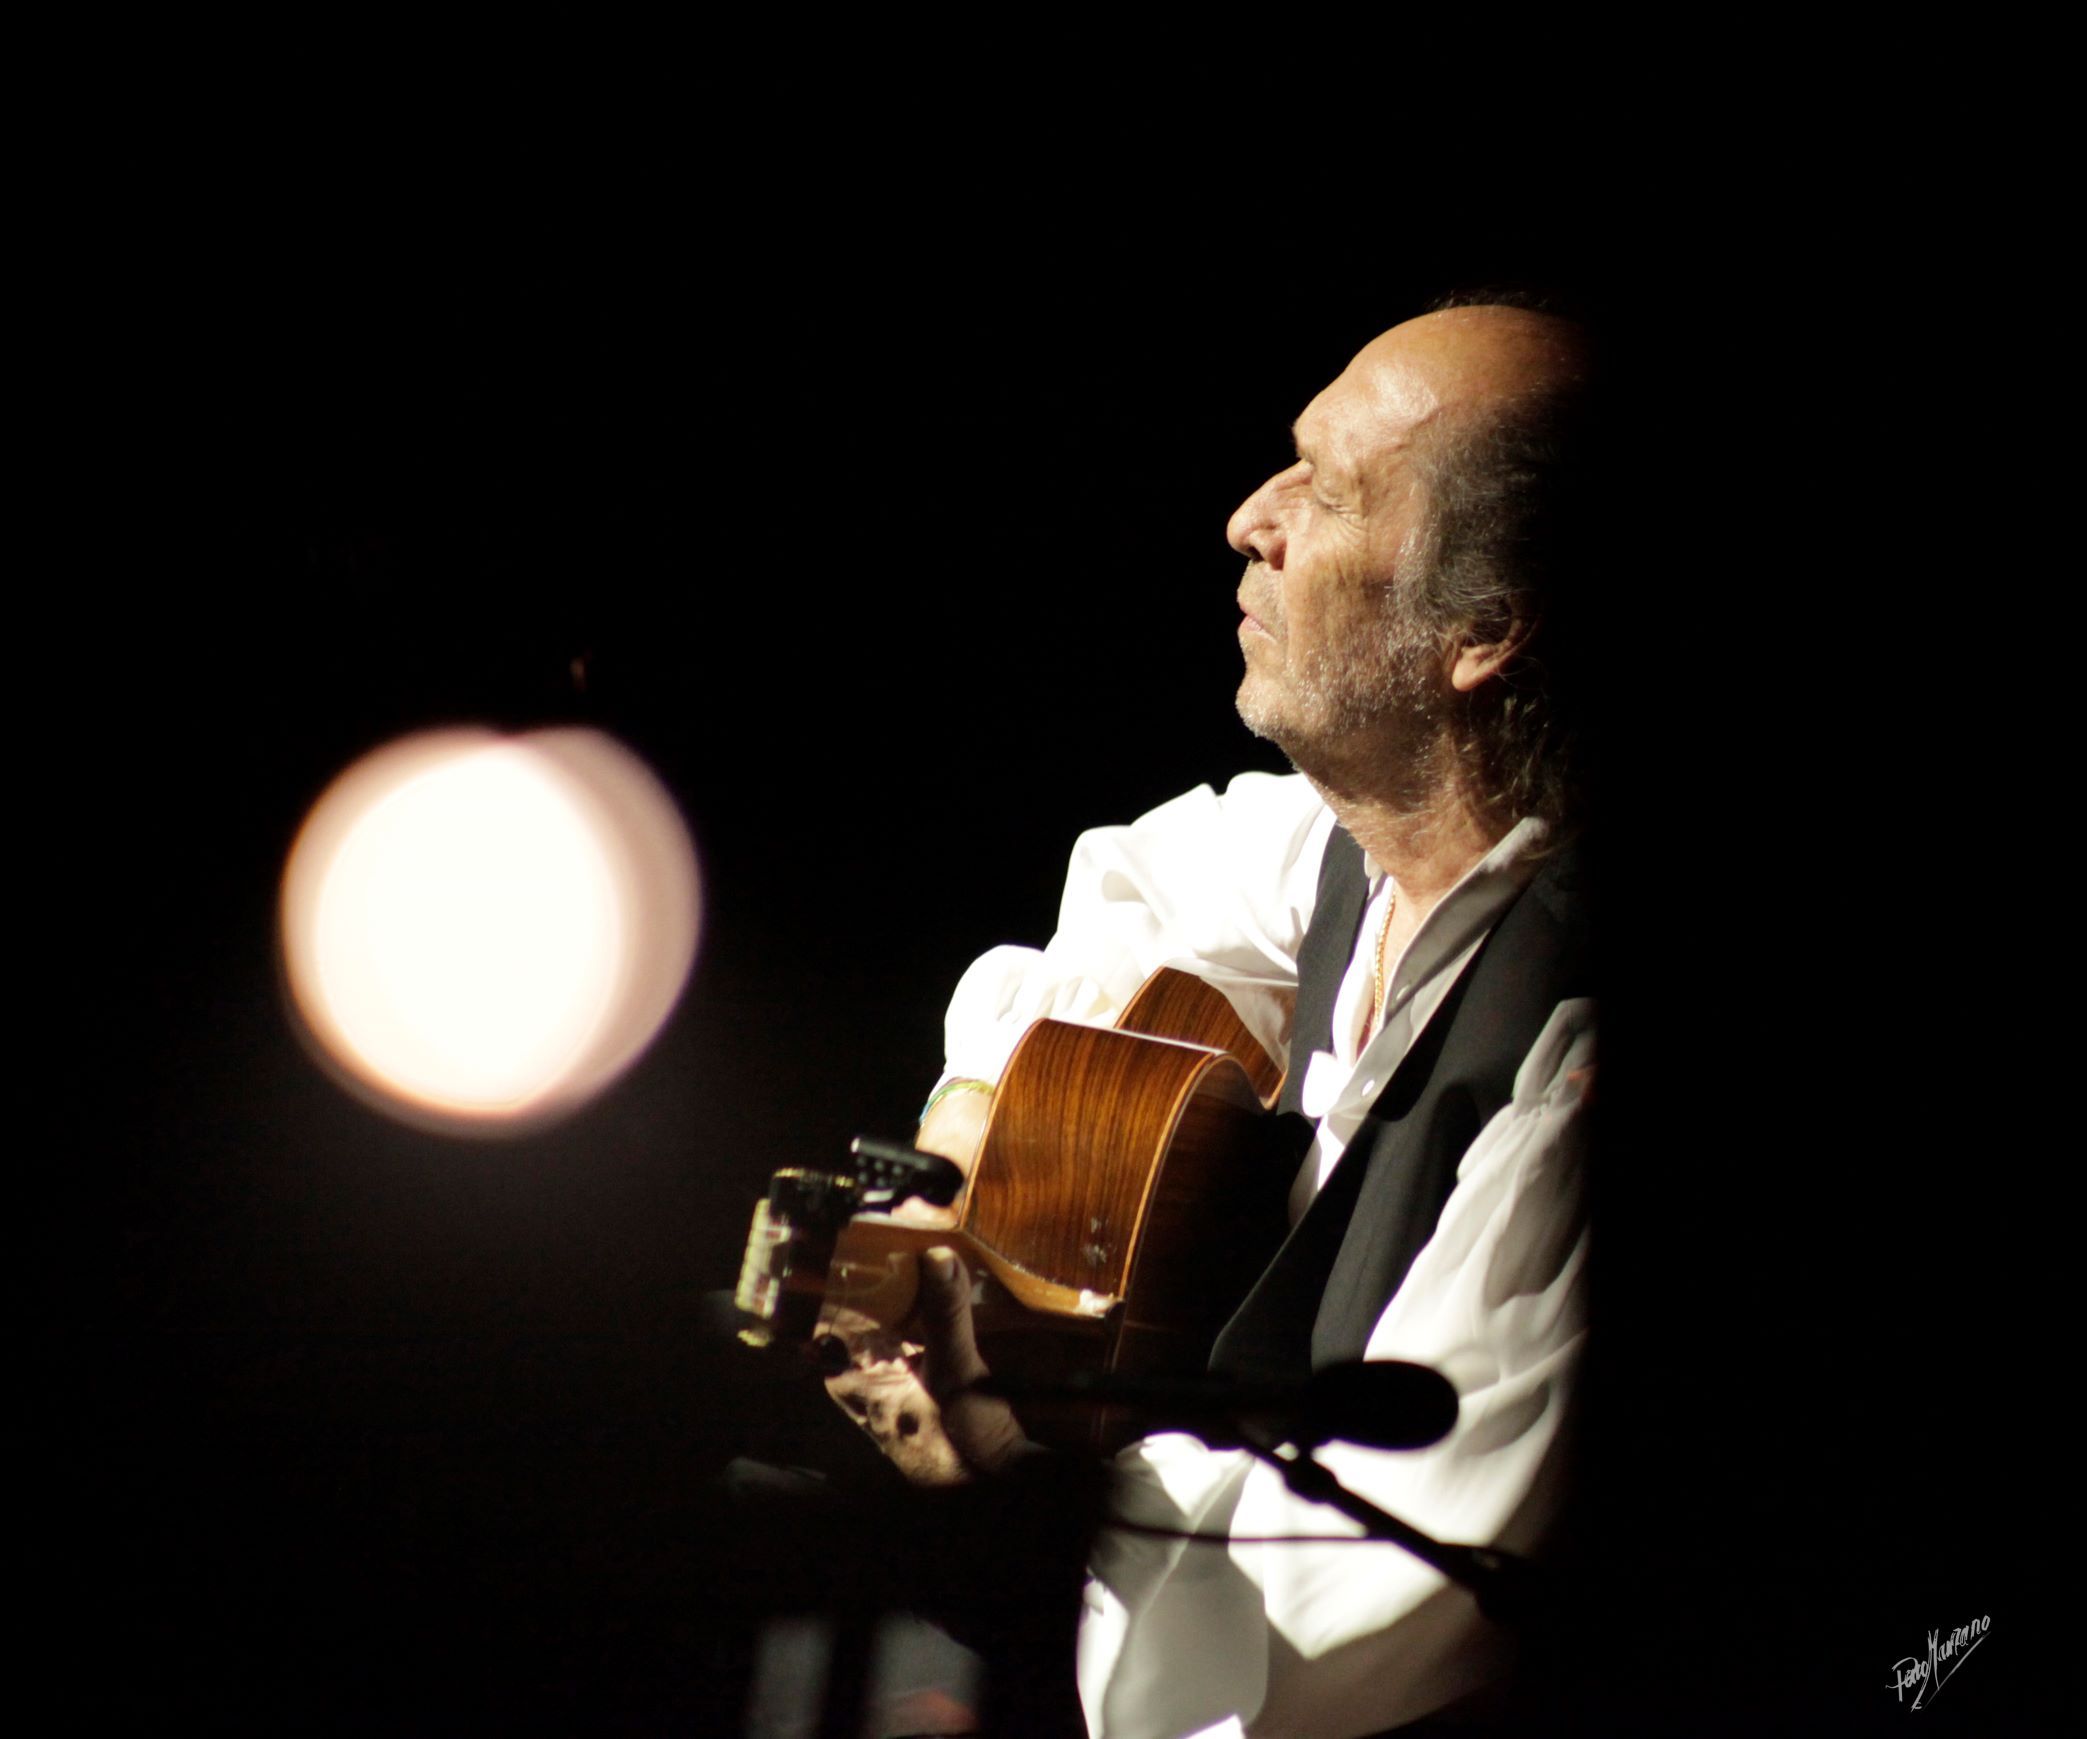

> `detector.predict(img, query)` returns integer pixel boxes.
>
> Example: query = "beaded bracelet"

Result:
[918,1076,993,1125]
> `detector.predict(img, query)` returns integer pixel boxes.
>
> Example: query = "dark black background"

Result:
[23,112,2035,1735]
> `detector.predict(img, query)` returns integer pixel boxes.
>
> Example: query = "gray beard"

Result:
[1236,584,1451,805]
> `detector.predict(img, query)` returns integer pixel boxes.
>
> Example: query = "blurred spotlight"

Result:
[281,728,701,1135]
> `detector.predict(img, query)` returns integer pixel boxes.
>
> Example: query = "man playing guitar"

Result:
[819,298,1600,1739]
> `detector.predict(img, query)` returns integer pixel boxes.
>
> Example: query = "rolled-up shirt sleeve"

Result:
[1079,999,1595,1739]
[940,773,1335,1086]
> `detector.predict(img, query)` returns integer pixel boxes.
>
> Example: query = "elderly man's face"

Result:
[1227,333,1447,776]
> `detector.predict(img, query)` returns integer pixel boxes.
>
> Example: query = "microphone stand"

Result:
[1231,1422,1546,1625]
[980,1362,1544,1623]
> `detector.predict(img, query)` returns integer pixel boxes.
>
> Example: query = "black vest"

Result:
[1208,828,1592,1379]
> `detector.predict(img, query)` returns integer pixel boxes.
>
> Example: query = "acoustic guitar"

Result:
[734,968,1302,1446]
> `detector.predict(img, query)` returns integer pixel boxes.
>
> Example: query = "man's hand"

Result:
[824,1246,1027,1485]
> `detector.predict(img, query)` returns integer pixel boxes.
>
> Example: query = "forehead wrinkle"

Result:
[1332,401,1432,518]
[1319,380,1425,456]
[1291,411,1370,483]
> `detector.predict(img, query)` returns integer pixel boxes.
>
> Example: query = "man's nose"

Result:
[1226,472,1285,565]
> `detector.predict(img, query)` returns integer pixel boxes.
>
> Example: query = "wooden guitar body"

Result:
[958,968,1289,1382]
[738,969,1300,1445]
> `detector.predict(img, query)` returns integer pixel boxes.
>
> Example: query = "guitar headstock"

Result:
[733,1139,966,1351]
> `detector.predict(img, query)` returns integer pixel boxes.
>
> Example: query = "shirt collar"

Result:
[1364,815,1551,1011]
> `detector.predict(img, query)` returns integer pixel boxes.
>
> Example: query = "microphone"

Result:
[979,1359,1458,1452]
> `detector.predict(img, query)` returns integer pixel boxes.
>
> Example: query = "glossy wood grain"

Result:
[797,968,1300,1444]
[1115,967,1285,1107]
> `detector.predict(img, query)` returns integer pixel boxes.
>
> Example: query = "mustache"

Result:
[1239,561,1279,626]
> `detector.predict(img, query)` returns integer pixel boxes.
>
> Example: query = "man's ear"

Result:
[1449,618,1534,693]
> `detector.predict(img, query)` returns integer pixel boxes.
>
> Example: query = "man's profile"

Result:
[825,297,1601,1738]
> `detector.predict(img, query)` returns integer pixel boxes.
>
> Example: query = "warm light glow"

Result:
[281,729,701,1134]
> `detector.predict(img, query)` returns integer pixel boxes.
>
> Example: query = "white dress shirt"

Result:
[941,773,1593,1739]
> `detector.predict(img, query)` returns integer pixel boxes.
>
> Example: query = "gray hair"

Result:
[1404,316,1600,832]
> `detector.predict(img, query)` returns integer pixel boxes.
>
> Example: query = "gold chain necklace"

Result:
[1362,882,1399,1047]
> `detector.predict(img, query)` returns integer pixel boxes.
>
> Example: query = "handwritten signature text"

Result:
[1888,1614,1990,1710]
